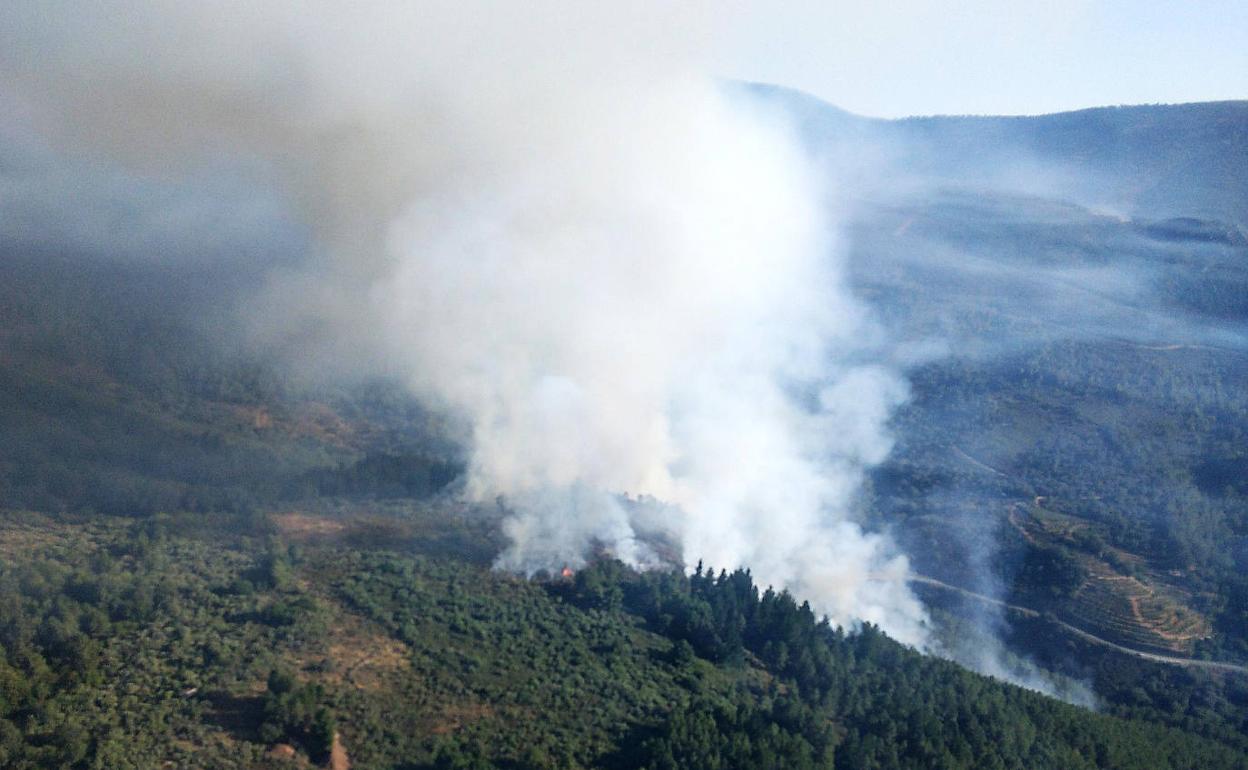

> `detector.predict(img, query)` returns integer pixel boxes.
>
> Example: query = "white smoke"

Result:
[0,2,928,646]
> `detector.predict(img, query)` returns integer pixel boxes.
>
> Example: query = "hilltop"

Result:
[747,84,1248,230]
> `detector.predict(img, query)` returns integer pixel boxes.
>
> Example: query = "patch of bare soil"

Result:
[288,596,411,692]
[1009,501,1212,655]
[329,732,350,770]
[290,402,363,447]
[1067,564,1211,655]
[0,514,77,559]
[325,629,411,692]
[273,513,349,540]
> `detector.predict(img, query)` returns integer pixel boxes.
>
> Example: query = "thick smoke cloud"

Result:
[0,3,929,645]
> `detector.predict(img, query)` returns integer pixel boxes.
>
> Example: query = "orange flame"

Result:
[560,566,574,578]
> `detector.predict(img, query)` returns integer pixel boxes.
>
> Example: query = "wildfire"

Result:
[560,566,574,579]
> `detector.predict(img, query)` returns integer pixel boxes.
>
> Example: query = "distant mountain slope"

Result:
[742,84,1248,678]
[0,244,459,519]
[747,84,1248,229]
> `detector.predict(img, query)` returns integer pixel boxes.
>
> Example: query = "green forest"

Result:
[3,513,1247,769]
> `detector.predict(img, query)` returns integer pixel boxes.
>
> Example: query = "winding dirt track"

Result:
[909,575,1248,675]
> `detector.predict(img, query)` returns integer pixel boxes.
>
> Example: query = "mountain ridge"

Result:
[744,83,1248,230]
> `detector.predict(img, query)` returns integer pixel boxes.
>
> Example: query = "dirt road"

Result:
[909,575,1248,675]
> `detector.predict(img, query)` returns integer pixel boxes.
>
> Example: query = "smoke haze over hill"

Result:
[6,3,1247,708]
[0,3,930,645]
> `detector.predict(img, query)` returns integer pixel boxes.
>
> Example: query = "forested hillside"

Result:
[2,513,1246,769]
[0,245,459,520]
[840,189,1248,664]
[4,96,1248,768]
[751,85,1248,229]
[748,89,1248,676]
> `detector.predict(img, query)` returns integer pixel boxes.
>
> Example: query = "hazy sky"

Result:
[716,0,1248,117]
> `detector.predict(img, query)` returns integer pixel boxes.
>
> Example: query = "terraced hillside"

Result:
[1064,571,1211,656]
[845,180,1248,667]
[1012,506,1213,656]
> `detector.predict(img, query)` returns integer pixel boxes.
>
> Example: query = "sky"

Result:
[715,0,1248,118]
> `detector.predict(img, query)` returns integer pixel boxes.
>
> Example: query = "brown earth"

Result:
[285,588,411,693]
[329,732,350,770]
[273,512,349,540]
[1011,504,1212,655]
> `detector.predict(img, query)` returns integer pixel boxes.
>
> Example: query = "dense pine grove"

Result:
[2,516,1247,768]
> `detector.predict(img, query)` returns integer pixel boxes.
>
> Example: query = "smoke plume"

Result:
[0,2,928,645]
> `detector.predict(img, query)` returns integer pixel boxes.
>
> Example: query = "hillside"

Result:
[842,182,1248,666]
[748,84,1248,229]
[4,93,1248,767]
[737,86,1248,665]
[3,510,1247,769]
[2,228,1248,769]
